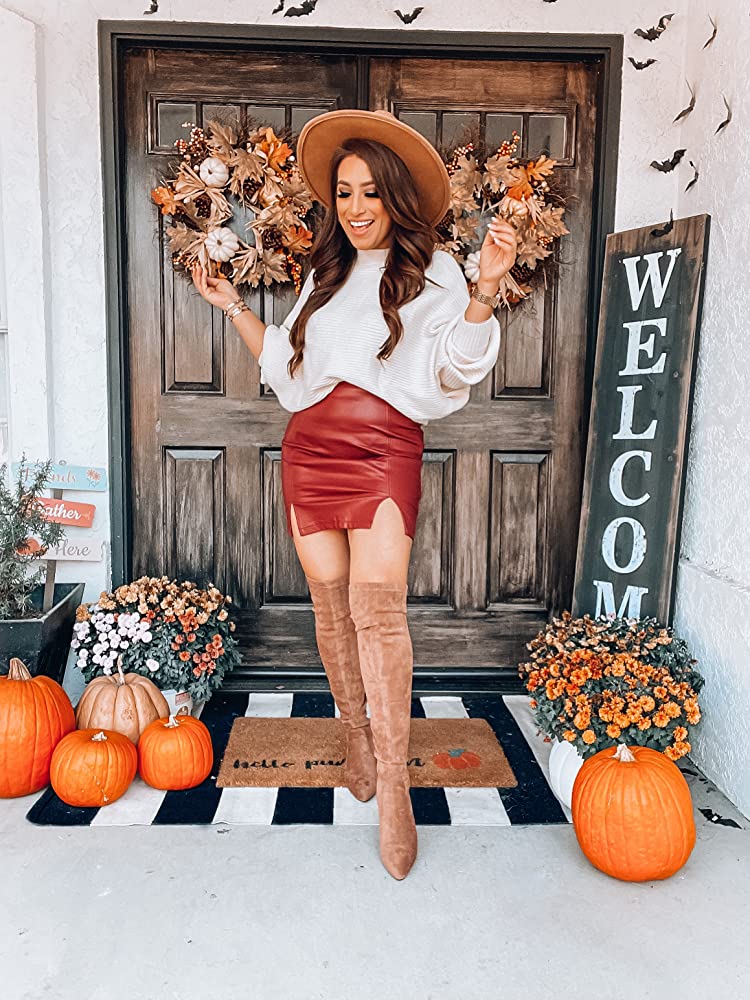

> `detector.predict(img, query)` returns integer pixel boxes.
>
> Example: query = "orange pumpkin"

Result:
[138,714,213,790]
[50,729,137,807]
[0,657,76,797]
[432,748,482,770]
[75,663,168,744]
[572,743,696,882]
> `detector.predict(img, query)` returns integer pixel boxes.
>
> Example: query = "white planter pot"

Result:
[548,738,585,808]
[160,688,193,717]
[160,688,206,719]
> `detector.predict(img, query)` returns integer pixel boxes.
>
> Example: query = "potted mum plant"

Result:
[0,456,84,681]
[72,575,241,716]
[518,610,705,808]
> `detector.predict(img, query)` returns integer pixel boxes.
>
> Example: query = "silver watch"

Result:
[471,284,501,309]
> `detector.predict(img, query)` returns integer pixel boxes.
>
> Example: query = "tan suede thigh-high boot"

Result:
[348,580,417,881]
[306,575,377,802]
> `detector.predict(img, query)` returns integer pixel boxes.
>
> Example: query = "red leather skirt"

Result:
[281,381,424,539]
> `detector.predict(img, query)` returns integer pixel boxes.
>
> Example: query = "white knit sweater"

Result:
[258,246,501,426]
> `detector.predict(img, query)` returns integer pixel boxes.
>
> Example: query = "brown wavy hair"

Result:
[286,138,443,379]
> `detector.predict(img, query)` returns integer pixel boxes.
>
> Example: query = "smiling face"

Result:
[335,154,393,250]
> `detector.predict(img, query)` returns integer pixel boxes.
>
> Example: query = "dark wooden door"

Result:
[122,46,598,679]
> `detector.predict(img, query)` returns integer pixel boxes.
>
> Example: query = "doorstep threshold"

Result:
[224,667,524,696]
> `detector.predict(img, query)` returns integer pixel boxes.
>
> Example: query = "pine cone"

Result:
[194,194,212,219]
[263,227,283,251]
[511,261,535,283]
[242,178,262,203]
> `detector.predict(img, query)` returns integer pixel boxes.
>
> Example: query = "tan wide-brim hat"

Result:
[296,109,451,227]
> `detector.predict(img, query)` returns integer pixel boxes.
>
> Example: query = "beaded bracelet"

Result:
[224,299,249,321]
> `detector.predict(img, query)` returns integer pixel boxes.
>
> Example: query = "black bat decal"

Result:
[272,0,285,12]
[685,160,699,193]
[394,7,424,22]
[634,13,675,41]
[628,57,658,70]
[650,148,686,172]
[651,211,674,238]
[143,0,158,12]
[284,0,318,16]
[673,81,696,123]
[703,14,718,49]
[715,93,732,134]
[700,807,742,829]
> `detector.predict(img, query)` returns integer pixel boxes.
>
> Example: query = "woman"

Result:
[191,109,517,880]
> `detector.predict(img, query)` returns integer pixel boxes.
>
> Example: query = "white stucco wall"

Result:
[1,1,747,814]
[671,0,750,817]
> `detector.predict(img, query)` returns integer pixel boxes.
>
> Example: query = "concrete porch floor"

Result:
[2,736,749,1000]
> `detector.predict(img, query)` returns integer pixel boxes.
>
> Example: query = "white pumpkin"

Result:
[205,227,240,262]
[463,250,481,284]
[199,156,230,188]
[548,737,584,809]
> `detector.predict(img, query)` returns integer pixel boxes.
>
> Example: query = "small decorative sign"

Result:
[572,214,710,624]
[19,534,106,562]
[36,497,96,528]
[11,461,108,492]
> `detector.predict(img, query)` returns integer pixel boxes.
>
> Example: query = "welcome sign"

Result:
[572,214,710,625]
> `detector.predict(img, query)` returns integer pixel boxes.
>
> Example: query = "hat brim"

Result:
[296,109,451,228]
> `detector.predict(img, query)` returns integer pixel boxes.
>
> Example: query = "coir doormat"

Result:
[217,717,517,788]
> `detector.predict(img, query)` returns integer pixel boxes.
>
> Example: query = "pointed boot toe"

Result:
[377,763,418,880]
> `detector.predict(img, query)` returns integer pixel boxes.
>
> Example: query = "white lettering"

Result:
[609,450,652,506]
[619,319,667,376]
[621,248,682,310]
[593,580,649,618]
[601,516,647,574]
[613,385,658,440]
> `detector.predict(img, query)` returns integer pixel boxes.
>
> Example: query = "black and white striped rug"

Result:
[26,691,571,827]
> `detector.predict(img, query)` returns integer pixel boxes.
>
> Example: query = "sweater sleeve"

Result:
[258,268,316,396]
[428,252,501,390]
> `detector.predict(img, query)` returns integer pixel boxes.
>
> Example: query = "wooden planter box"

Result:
[0,582,85,683]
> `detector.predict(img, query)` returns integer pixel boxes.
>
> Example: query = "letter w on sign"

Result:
[572,215,710,625]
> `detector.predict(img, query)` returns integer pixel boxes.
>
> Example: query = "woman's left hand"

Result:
[478,216,518,288]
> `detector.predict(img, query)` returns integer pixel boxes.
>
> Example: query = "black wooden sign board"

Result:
[572,214,710,625]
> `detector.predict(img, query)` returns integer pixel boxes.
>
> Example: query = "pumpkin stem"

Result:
[116,655,126,686]
[614,743,636,763]
[8,657,32,682]
[92,731,108,742]
[166,715,180,728]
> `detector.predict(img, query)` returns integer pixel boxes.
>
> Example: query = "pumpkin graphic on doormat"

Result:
[432,748,482,770]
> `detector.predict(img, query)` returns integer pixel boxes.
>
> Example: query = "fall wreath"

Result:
[152,117,568,306]
[152,117,315,295]
[435,129,569,306]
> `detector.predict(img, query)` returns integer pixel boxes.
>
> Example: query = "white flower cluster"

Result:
[71,606,155,676]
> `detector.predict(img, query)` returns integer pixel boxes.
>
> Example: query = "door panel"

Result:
[122,45,598,678]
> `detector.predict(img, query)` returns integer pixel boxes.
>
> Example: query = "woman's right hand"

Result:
[190,262,241,311]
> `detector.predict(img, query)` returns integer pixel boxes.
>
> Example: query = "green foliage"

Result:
[0,455,66,619]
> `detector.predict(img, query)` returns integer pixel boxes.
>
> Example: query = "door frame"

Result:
[99,20,623,591]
